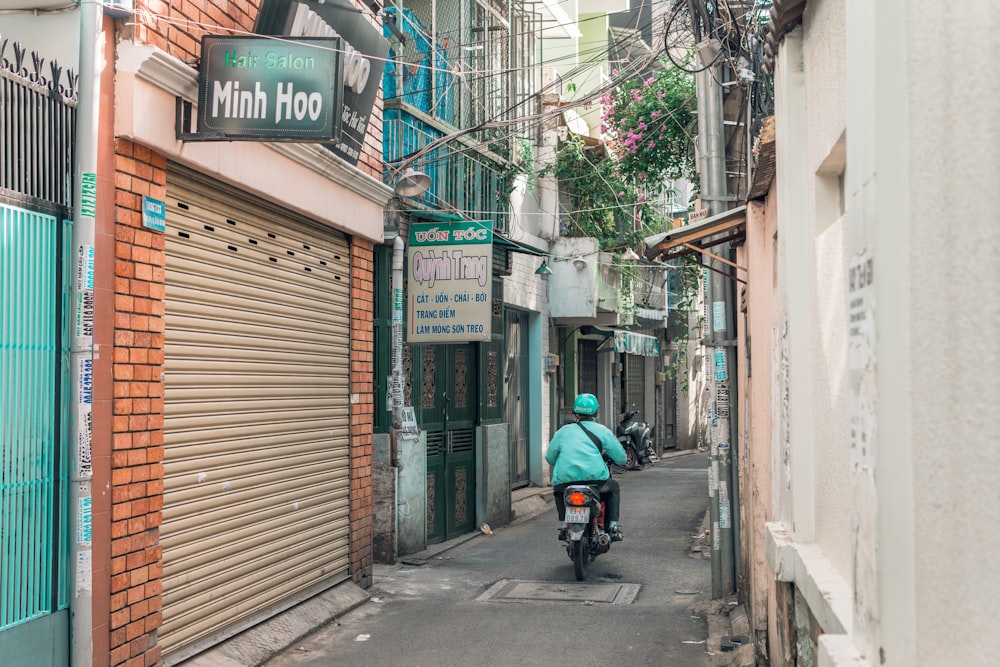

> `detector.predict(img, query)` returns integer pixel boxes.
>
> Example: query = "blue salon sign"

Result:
[141,196,166,232]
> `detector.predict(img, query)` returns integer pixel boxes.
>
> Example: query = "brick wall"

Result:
[110,139,167,667]
[350,239,375,587]
[104,1,384,661]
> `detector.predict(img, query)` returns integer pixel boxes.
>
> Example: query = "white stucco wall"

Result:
[765,0,1000,665]
[904,0,1000,664]
[768,4,856,660]
[1,12,80,69]
[504,251,552,443]
[802,0,853,584]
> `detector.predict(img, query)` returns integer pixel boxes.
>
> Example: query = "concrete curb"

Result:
[178,581,370,667]
[511,487,553,525]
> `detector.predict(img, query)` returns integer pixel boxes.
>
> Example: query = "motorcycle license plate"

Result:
[565,506,590,523]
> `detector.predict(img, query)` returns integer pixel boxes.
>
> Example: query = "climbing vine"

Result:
[601,63,697,193]
[544,137,661,250]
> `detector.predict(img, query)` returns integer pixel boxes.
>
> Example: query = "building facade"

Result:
[737,0,1000,665]
[1,1,390,664]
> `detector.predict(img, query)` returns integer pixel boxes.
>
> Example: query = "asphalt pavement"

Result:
[256,450,732,667]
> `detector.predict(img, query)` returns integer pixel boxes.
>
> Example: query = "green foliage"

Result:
[600,63,697,193]
[543,62,697,252]
[545,137,663,250]
[517,137,536,195]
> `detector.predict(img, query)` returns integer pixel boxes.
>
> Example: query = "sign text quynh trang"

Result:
[196,36,343,142]
[407,221,493,343]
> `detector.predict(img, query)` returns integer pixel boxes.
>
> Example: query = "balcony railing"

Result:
[384,106,510,234]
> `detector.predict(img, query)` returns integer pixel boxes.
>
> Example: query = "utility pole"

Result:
[695,41,737,598]
[71,1,101,662]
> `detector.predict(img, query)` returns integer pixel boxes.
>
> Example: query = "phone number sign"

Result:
[407,221,493,343]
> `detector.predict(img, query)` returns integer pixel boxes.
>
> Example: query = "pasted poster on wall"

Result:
[407,221,493,343]
[848,247,880,651]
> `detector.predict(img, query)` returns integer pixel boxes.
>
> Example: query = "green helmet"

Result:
[573,393,599,416]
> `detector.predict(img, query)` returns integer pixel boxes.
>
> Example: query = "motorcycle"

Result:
[617,409,656,469]
[562,483,612,581]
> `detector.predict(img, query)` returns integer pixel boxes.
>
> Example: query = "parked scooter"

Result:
[562,482,614,581]
[617,409,656,469]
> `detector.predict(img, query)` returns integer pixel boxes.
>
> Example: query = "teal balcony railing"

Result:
[384,107,510,235]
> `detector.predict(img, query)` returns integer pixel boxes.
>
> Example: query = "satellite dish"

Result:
[394,168,431,197]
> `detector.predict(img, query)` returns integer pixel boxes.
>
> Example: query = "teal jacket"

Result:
[545,418,628,486]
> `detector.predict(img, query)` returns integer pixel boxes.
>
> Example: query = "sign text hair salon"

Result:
[197,36,343,141]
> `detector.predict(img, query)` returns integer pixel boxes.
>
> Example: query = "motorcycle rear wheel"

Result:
[572,539,588,581]
[626,448,641,470]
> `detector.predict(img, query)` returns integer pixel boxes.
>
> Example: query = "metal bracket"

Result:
[696,195,744,202]
[683,243,747,274]
[175,97,227,142]
[692,253,747,285]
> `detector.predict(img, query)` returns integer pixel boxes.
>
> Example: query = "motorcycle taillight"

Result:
[566,491,588,506]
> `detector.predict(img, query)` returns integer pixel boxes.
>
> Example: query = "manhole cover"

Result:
[477,579,640,605]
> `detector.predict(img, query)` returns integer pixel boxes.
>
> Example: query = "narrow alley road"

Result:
[266,453,713,667]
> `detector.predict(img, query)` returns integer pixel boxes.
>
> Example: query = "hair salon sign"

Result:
[197,36,342,141]
[408,222,493,343]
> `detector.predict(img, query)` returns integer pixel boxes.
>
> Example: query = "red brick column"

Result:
[109,139,166,666]
[350,239,375,587]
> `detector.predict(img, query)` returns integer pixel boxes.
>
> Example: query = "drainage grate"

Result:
[476,579,641,605]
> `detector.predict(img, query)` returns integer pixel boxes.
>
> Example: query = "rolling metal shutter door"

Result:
[161,171,351,659]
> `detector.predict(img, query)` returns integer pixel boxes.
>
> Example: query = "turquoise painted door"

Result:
[0,204,71,664]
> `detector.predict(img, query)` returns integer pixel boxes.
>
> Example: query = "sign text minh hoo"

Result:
[197,36,343,141]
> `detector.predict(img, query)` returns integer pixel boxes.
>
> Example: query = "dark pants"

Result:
[553,478,621,524]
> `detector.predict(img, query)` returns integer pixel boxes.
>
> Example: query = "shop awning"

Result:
[613,331,660,357]
[493,234,547,256]
[644,206,746,262]
[644,206,747,283]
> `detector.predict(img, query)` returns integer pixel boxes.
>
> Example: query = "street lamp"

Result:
[393,167,431,197]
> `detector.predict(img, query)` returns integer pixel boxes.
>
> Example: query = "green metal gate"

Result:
[0,204,71,664]
[413,344,477,544]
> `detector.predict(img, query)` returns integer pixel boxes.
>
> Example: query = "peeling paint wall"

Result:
[740,198,779,664]
[396,432,427,557]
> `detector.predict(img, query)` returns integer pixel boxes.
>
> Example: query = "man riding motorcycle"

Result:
[545,393,629,542]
